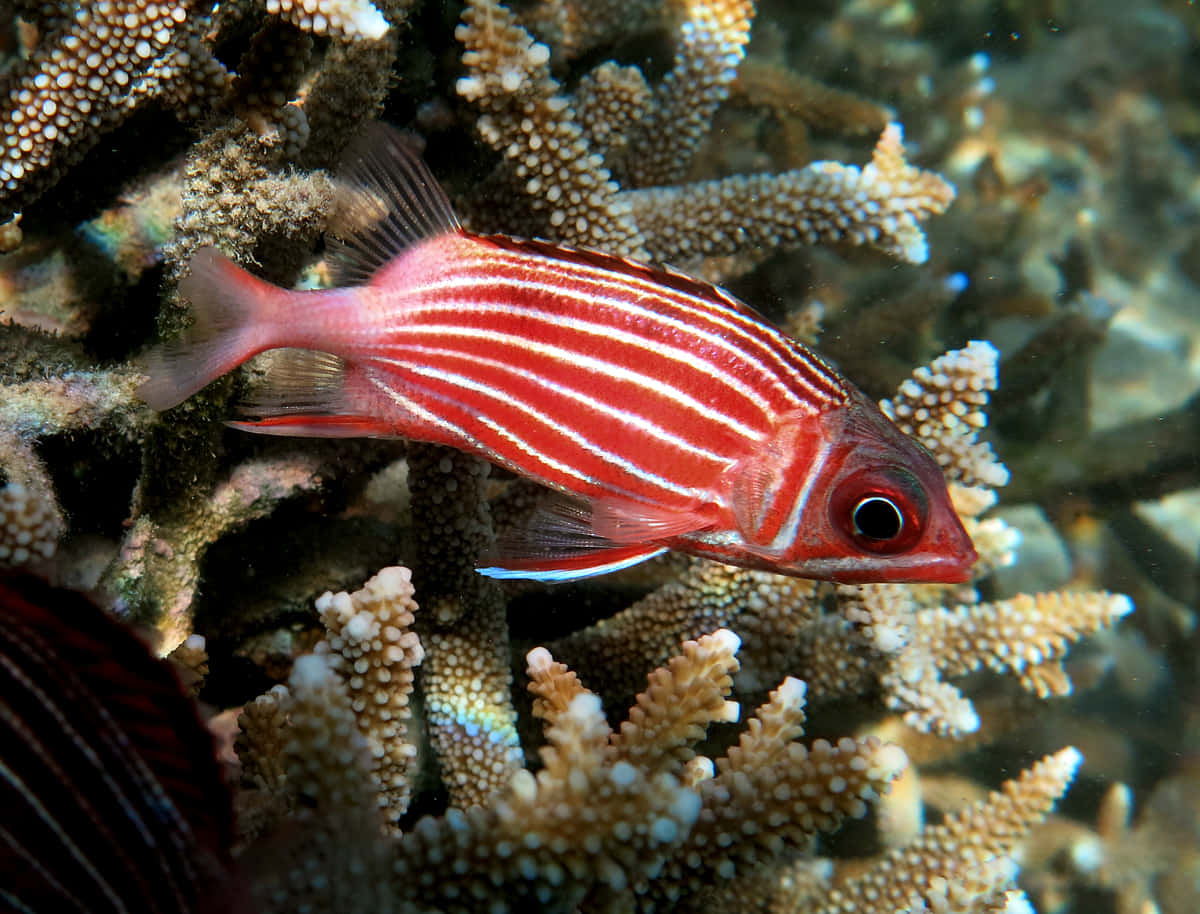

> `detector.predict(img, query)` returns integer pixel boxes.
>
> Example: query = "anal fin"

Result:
[227,415,396,437]
[229,349,397,438]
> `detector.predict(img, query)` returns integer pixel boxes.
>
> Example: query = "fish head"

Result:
[733,393,977,584]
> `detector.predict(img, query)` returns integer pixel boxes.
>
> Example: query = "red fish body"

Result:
[139,126,976,584]
[0,574,239,913]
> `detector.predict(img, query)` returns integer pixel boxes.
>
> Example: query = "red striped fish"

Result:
[0,574,242,913]
[138,125,976,584]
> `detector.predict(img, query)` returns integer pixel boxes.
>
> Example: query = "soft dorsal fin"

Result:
[326,123,462,286]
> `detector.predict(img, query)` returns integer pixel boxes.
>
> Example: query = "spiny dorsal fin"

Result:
[326,124,461,286]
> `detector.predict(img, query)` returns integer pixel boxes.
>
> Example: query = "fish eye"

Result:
[832,467,928,555]
[853,496,903,541]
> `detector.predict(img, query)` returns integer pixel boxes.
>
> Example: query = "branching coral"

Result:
[235,565,425,846]
[0,366,144,571]
[106,452,331,651]
[3,1,1181,912]
[313,565,425,826]
[454,0,954,268]
[406,446,525,809]
[836,583,1133,736]
[0,0,391,219]
[813,747,1083,914]
[0,479,62,567]
[240,626,906,912]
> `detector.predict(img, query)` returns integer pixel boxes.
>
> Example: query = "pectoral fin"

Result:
[477,496,687,582]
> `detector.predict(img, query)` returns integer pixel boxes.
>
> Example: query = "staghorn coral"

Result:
[519,0,665,61]
[455,0,647,258]
[4,0,1194,911]
[0,479,62,567]
[312,565,425,826]
[546,559,822,709]
[241,627,907,912]
[626,123,956,266]
[0,0,391,219]
[406,446,525,809]
[880,340,1010,490]
[165,120,337,276]
[1,0,204,217]
[811,747,1083,914]
[731,57,892,144]
[233,568,425,841]
[617,0,755,188]
[455,0,954,268]
[106,451,332,651]
[836,582,1133,736]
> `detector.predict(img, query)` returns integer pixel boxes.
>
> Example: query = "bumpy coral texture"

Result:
[813,747,1083,914]
[0,0,390,218]
[314,565,424,826]
[0,481,62,566]
[454,0,953,268]
[243,628,908,912]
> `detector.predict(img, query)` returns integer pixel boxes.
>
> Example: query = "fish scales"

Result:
[137,124,977,584]
[357,238,850,496]
[394,237,848,409]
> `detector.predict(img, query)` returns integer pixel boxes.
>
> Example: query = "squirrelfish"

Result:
[138,125,976,584]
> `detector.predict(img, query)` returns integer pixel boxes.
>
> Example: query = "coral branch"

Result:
[314,566,425,826]
[627,124,955,265]
[813,747,1083,914]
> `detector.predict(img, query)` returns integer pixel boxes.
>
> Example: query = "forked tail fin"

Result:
[137,248,283,411]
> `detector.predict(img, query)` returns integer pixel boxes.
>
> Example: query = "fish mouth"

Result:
[782,545,977,584]
[820,528,979,583]
[826,551,976,585]
[904,550,977,584]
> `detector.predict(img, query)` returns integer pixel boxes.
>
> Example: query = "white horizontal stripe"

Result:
[394,361,711,501]
[366,370,668,503]
[386,323,762,441]
[397,272,814,406]
[364,368,477,442]
[517,253,847,398]
[397,343,736,466]
[433,248,848,403]
[380,301,778,436]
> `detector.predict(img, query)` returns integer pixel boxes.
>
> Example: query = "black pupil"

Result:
[853,497,902,540]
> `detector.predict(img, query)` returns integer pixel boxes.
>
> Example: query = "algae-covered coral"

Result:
[2,0,1199,911]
